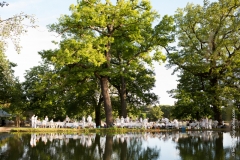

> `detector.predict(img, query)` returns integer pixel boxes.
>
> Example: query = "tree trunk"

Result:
[95,96,103,127]
[196,111,200,121]
[100,76,113,127]
[15,115,20,127]
[213,105,223,125]
[120,138,127,160]
[210,78,222,125]
[103,135,113,160]
[120,75,127,118]
[95,134,103,159]
[215,132,224,160]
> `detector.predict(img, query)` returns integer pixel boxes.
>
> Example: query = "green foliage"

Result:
[23,61,103,121]
[167,0,240,122]
[0,2,37,119]
[147,106,163,121]
[169,71,214,120]
[38,0,175,125]
[159,105,175,119]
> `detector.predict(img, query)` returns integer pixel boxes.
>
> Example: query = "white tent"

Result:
[0,110,11,117]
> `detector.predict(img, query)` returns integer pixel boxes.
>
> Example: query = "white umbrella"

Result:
[0,110,11,117]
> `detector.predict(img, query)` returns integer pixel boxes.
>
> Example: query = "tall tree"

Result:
[23,63,59,118]
[169,70,213,120]
[109,14,174,118]
[0,51,16,105]
[42,0,173,127]
[167,0,240,124]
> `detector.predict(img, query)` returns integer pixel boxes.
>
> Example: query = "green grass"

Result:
[8,126,236,134]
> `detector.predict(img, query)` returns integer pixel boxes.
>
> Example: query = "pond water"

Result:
[0,131,239,160]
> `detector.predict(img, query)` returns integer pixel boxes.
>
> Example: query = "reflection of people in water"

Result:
[86,135,92,147]
[120,134,125,143]
[49,133,54,142]
[81,134,86,146]
[30,133,37,147]
[42,134,48,144]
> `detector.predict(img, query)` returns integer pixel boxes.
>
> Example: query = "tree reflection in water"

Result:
[0,131,239,160]
[176,131,239,160]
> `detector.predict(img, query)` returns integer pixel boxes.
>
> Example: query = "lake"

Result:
[0,131,239,160]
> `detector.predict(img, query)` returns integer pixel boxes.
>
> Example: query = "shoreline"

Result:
[0,126,235,133]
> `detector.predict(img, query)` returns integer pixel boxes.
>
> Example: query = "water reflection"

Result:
[0,131,239,160]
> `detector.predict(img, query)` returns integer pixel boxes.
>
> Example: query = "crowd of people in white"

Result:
[30,114,239,129]
[113,116,233,129]
[30,115,95,129]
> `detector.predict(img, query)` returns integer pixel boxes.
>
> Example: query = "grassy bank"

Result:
[7,127,235,134]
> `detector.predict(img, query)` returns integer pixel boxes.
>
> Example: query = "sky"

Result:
[2,0,216,105]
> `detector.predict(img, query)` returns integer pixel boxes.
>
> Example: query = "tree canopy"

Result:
[39,0,174,126]
[167,0,240,123]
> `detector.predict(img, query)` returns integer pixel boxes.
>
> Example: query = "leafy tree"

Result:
[0,51,26,126]
[169,71,214,120]
[23,61,106,125]
[109,14,174,118]
[23,63,59,118]
[0,51,18,106]
[160,105,175,119]
[42,0,173,127]
[167,0,240,124]
[110,62,159,118]
[147,106,163,121]
[7,81,27,127]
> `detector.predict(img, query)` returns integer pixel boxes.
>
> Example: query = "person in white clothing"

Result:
[82,116,86,128]
[65,115,70,123]
[87,115,92,127]
[173,119,179,129]
[87,115,92,123]
[201,118,205,129]
[205,117,209,129]
[34,116,38,128]
[208,119,212,129]
[125,116,130,123]
[120,116,124,127]
[31,115,35,128]
[45,116,49,122]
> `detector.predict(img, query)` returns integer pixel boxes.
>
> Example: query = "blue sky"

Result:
[2,0,216,105]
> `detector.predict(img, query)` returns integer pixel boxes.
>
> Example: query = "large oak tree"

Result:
[41,0,174,127]
[167,0,240,124]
